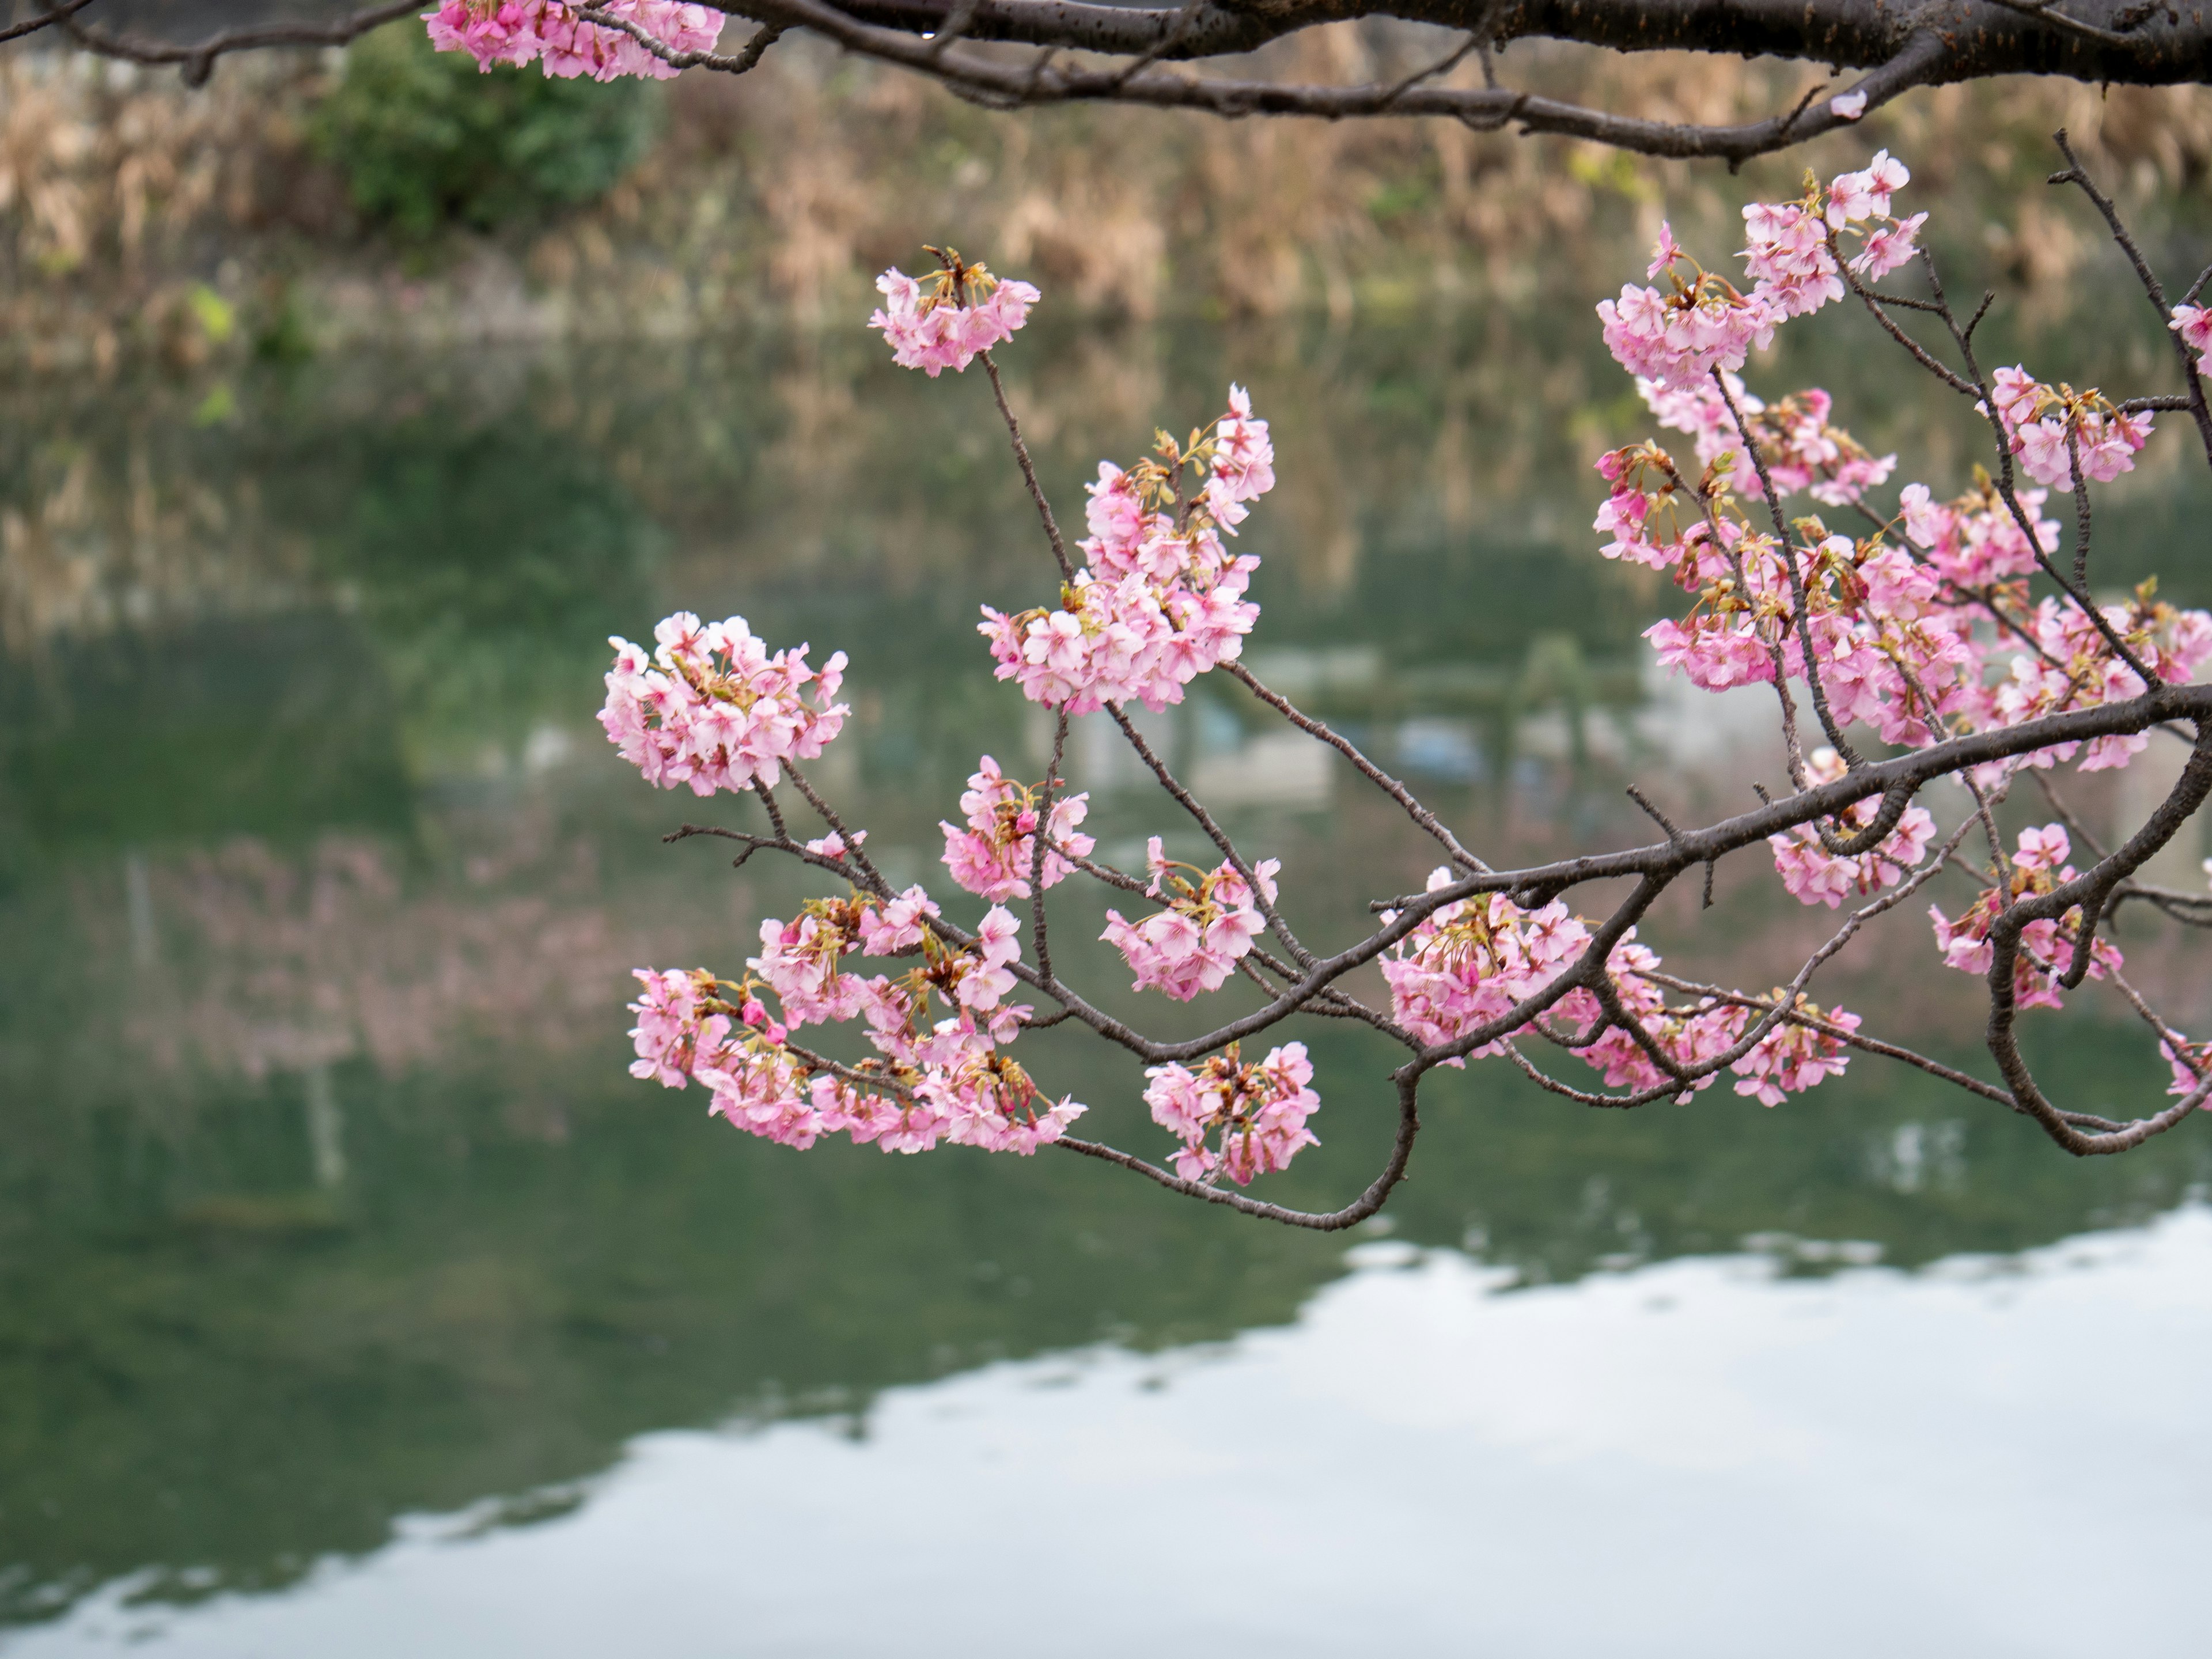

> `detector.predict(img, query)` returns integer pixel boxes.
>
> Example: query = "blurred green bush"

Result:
[310,24,658,236]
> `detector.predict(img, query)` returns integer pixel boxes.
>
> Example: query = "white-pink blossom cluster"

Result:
[2171,304,2212,377]
[1597,268,1775,395]
[627,889,1086,1158]
[979,385,1271,713]
[600,613,848,796]
[1380,876,1591,1060]
[1724,999,1861,1107]
[1144,1041,1320,1184]
[1610,498,1983,745]
[1101,839,1280,1000]
[1768,748,1938,907]
[1743,151,1920,313]
[938,756,1095,901]
[423,1,723,78]
[1381,869,1861,1104]
[1985,366,2154,491]
[869,265,1039,377]
[1895,476,2056,587]
[1969,589,2212,772]
[1599,156,1924,392]
[1928,824,2123,1010]
[1641,377,1896,506]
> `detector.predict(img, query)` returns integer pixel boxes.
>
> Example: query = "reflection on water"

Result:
[16,1210,2212,1659]
[4,310,2211,1640]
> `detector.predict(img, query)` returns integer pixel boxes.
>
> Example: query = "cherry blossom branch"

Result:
[1029,710,1070,982]
[1222,658,1487,872]
[1983,722,2212,1150]
[1105,703,1317,971]
[575,4,786,69]
[26,0,2212,174]
[59,0,423,86]
[1627,969,2125,1132]
[1052,1070,1422,1232]
[1712,371,1859,768]
[2047,128,2212,465]
[1869,233,2161,688]
[979,349,1074,583]
[606,146,2212,1226]
[1491,808,1975,1111]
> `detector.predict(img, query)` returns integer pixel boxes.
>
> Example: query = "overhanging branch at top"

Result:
[5,0,2210,158]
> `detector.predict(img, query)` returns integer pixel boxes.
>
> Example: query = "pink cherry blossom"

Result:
[1638,378,1895,505]
[2171,304,2212,376]
[1929,823,2123,1009]
[1381,870,1592,1059]
[1768,748,1937,907]
[1741,199,1842,318]
[1983,368,2153,491]
[956,906,1026,1012]
[1729,1001,1859,1106]
[600,613,847,796]
[1104,850,1281,1001]
[868,260,1040,376]
[1597,277,1775,392]
[1826,151,1908,226]
[1143,1041,1320,1184]
[627,966,729,1088]
[858,886,940,955]
[938,756,1095,900]
[1849,211,1926,280]
[981,387,1271,713]
[424,1,725,79]
[1213,383,1277,502]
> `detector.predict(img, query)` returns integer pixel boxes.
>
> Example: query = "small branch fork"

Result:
[646,141,2208,1229]
[17,2,2210,166]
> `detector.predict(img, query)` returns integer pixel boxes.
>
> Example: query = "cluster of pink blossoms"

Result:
[1102,839,1280,1000]
[978,387,1272,713]
[1598,448,2207,759]
[1986,367,2154,491]
[1641,377,1895,506]
[1721,996,1863,1107]
[1895,474,2054,587]
[1599,155,1922,394]
[1928,824,2123,1011]
[1601,458,1983,744]
[423,1,722,78]
[628,891,1086,1158]
[601,260,1331,1185]
[2171,304,2212,376]
[1972,588,2212,773]
[868,259,1040,377]
[1144,1042,1320,1184]
[938,756,1095,901]
[1379,869,1859,1103]
[1381,881,1590,1061]
[1768,748,1938,908]
[600,613,847,796]
[1559,950,1855,1106]
[1596,161,2212,1084]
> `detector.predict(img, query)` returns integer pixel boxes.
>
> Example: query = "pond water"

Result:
[4,294,2211,1653]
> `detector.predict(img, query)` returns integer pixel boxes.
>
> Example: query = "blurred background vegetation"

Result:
[2,17,2211,369]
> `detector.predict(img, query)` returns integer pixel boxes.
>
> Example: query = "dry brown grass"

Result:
[2,25,2211,366]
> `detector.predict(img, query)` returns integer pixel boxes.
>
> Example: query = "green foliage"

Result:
[311,23,658,236]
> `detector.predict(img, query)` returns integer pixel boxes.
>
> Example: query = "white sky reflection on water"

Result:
[18,1209,2212,1659]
